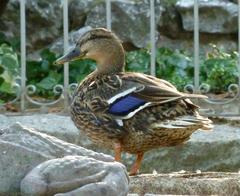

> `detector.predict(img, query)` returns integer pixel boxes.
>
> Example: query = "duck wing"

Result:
[104,72,212,130]
[122,73,206,102]
[106,72,204,118]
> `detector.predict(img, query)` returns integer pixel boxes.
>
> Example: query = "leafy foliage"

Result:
[126,46,239,93]
[200,45,239,93]
[0,43,20,103]
[0,30,239,104]
[156,48,193,90]
[26,49,96,97]
[26,49,61,97]
[126,47,193,90]
[126,49,150,74]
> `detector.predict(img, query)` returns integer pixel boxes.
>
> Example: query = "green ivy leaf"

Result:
[36,76,58,90]
[0,81,13,94]
[69,59,96,83]
[40,49,57,64]
[41,59,50,72]
[126,49,150,73]
[1,53,18,73]
[0,32,7,44]
[0,65,4,74]
[0,76,4,85]
[0,43,13,54]
[26,61,42,80]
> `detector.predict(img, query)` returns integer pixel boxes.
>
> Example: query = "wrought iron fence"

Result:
[1,0,240,115]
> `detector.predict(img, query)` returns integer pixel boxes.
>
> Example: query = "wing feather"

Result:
[121,72,206,104]
[107,72,207,120]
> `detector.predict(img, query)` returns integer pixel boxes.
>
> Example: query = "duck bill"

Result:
[54,47,82,65]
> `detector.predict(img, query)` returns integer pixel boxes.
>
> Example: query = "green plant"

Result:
[0,43,19,103]
[26,49,61,97]
[1,29,239,103]
[26,49,96,98]
[156,47,193,90]
[126,47,194,91]
[200,45,239,93]
[69,59,96,82]
[0,32,20,52]
[126,49,150,74]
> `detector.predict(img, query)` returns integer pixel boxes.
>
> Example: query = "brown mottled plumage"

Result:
[55,28,213,175]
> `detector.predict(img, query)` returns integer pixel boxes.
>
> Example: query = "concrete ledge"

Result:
[129,172,240,195]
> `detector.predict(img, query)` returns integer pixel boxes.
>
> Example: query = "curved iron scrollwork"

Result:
[184,83,240,105]
[1,81,239,113]
[25,83,79,107]
[0,82,79,112]
[25,84,64,106]
[68,83,78,99]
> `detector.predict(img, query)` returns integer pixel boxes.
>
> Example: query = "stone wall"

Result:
[0,0,238,54]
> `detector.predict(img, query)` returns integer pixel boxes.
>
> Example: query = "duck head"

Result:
[55,28,125,75]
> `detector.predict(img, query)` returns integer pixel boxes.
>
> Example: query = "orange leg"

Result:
[129,152,144,176]
[114,143,122,162]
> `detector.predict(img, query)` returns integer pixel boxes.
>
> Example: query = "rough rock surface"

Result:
[129,172,240,195]
[0,114,89,146]
[1,0,62,51]
[1,114,240,174]
[176,0,238,33]
[0,123,115,195]
[138,123,240,173]
[231,0,238,4]
[49,26,92,55]
[1,116,240,195]
[1,0,239,54]
[21,156,129,196]
[0,0,93,51]
[0,0,162,51]
[29,26,93,59]
[85,0,162,48]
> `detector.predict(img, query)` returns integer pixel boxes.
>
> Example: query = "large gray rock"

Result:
[1,115,240,195]
[49,26,92,55]
[21,156,129,196]
[1,0,239,54]
[1,0,161,51]
[0,0,94,51]
[229,0,238,4]
[28,26,93,60]
[158,5,182,39]
[0,114,84,146]
[156,34,238,55]
[0,123,114,195]
[176,0,238,33]
[1,0,62,51]
[137,123,240,174]
[85,0,162,48]
[129,172,240,195]
[1,114,240,174]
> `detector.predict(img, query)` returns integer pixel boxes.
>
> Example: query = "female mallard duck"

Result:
[55,28,212,175]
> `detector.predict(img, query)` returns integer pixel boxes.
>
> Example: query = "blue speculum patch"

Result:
[108,95,146,116]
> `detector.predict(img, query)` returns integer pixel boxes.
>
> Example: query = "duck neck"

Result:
[95,45,125,75]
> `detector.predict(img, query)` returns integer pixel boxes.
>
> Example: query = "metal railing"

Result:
[1,0,240,116]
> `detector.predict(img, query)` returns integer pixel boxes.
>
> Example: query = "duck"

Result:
[55,28,213,175]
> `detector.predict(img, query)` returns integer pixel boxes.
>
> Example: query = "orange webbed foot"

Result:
[114,143,122,162]
[114,144,144,176]
[129,153,144,176]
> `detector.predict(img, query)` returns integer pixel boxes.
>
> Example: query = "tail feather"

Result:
[183,93,208,99]
[152,115,213,131]
[176,115,213,131]
[199,117,213,131]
